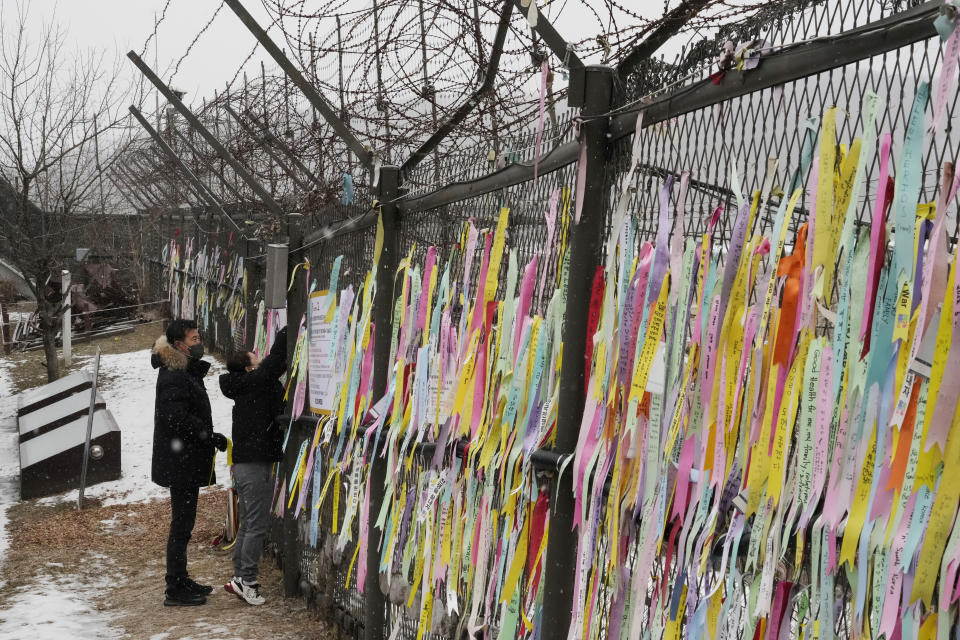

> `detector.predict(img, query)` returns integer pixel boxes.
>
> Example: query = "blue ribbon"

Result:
[342,173,355,205]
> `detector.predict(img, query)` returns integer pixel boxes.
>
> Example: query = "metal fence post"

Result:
[364,165,400,640]
[283,211,305,597]
[77,347,102,510]
[540,65,615,640]
[61,269,72,367]
[244,238,263,352]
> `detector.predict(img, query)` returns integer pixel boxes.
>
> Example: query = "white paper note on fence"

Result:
[308,291,336,414]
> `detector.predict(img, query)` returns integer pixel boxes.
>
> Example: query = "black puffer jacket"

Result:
[219,327,287,464]
[151,336,217,487]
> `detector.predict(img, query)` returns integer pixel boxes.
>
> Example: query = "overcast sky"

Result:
[19,1,686,109]
[21,0,280,107]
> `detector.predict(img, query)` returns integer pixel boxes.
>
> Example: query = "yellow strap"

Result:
[344,541,362,590]
[287,260,310,292]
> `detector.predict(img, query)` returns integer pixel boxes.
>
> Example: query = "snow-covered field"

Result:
[0,567,121,639]
[0,347,235,638]
[33,348,233,507]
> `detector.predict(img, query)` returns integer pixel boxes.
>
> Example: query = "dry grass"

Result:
[1,490,336,639]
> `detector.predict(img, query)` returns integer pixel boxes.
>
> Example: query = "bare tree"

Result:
[0,0,135,381]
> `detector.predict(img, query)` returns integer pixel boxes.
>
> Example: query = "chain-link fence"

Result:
[140,1,960,638]
[145,208,262,356]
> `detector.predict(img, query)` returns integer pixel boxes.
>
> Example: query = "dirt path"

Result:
[0,490,335,639]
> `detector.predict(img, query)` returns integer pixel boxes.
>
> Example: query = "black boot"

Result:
[164,576,207,606]
[182,576,214,596]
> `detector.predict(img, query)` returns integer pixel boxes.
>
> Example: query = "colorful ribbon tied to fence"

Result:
[277,83,960,639]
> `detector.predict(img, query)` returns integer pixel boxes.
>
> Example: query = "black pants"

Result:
[166,484,200,583]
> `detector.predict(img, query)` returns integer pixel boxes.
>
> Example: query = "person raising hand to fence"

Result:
[219,326,288,606]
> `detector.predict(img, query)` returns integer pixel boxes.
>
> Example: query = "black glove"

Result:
[275,326,288,350]
[211,432,229,452]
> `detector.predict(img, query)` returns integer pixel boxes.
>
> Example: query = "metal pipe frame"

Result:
[615,0,714,85]
[222,103,316,194]
[246,111,326,188]
[108,163,157,207]
[281,212,306,597]
[134,140,209,210]
[400,0,515,176]
[118,157,172,207]
[137,148,210,210]
[129,105,242,232]
[137,117,220,211]
[509,0,586,105]
[539,65,615,640]
[364,165,400,640]
[223,0,373,174]
[172,128,251,207]
[127,50,286,216]
[109,165,153,207]
[106,170,152,211]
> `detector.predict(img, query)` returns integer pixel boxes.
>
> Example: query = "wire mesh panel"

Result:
[399,159,578,314]
[304,222,378,294]
[287,222,377,637]
[404,108,580,203]
[620,0,924,107]
[373,157,578,640]
[576,3,960,640]
[384,450,453,640]
[619,46,960,247]
[303,442,367,624]
[143,209,258,355]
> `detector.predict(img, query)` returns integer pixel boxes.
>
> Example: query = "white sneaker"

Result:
[224,576,243,598]
[239,580,265,606]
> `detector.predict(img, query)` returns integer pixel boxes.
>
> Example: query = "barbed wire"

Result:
[138,0,175,58]
[120,0,789,227]
[170,0,228,84]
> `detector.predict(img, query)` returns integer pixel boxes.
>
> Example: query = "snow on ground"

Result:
[35,348,233,507]
[0,570,120,639]
[146,620,254,640]
[0,346,236,637]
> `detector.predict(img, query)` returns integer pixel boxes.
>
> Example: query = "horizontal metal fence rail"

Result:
[400,0,940,219]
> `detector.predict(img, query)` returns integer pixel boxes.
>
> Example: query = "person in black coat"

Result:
[219,326,287,605]
[220,326,287,465]
[151,319,228,606]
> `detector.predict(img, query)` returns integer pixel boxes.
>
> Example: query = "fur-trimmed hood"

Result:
[151,335,212,378]
[150,334,216,488]
[151,335,190,371]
